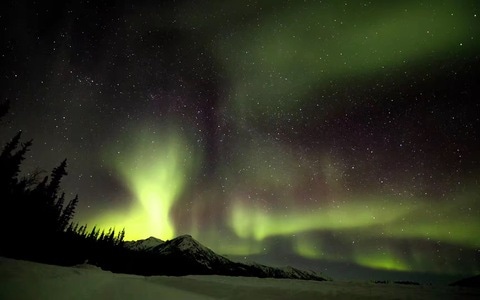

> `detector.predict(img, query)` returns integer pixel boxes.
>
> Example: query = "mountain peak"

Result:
[145,236,164,242]
[167,234,206,252]
[124,236,164,251]
[175,234,193,240]
[125,234,328,281]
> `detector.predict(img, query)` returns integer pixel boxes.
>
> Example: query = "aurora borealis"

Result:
[1,0,479,282]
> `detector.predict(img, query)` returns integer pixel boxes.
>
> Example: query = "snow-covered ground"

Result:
[1,257,478,300]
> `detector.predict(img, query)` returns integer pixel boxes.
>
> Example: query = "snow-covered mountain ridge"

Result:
[125,234,327,281]
[124,236,164,251]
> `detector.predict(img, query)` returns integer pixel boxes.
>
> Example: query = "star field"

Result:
[1,0,479,282]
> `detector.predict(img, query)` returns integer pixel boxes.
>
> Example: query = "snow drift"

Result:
[1,256,479,300]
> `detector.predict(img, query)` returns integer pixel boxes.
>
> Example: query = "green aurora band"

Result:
[86,124,199,241]
[214,0,479,119]
[227,183,479,273]
[80,0,479,276]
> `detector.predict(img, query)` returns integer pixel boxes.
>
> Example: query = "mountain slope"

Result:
[450,274,480,288]
[124,236,164,251]
[153,235,232,271]
[126,235,327,281]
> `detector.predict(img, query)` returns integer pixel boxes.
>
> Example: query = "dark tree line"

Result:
[0,101,125,266]
[0,101,184,276]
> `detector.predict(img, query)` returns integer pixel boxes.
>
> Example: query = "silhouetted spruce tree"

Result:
[0,132,33,257]
[0,134,81,262]
[58,194,78,232]
[0,131,21,161]
[87,226,97,240]
[54,192,65,218]
[1,108,129,269]
[46,159,67,201]
[0,132,32,191]
[117,228,125,246]
[22,159,71,245]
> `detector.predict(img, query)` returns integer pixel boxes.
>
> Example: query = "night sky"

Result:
[1,0,479,282]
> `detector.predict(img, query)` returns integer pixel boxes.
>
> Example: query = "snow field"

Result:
[1,257,478,300]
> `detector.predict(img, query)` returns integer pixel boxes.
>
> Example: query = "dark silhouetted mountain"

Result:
[124,236,164,251]
[450,274,480,288]
[125,235,327,281]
